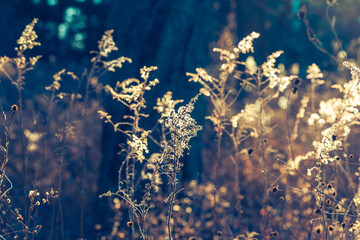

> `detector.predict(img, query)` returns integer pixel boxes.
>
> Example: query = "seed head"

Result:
[341,222,346,229]
[11,104,18,112]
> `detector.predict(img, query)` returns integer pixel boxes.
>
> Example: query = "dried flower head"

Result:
[234,32,260,54]
[306,63,324,80]
[103,57,132,72]
[11,104,18,112]
[165,96,202,158]
[127,130,151,163]
[16,18,41,52]
[105,66,158,110]
[98,30,118,58]
[262,50,294,92]
[154,91,183,119]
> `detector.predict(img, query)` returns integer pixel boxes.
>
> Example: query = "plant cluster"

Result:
[3,2,360,239]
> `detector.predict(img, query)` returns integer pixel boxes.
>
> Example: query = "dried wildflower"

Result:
[24,129,43,152]
[344,61,360,84]
[127,131,151,163]
[105,66,158,110]
[230,103,258,131]
[234,32,260,54]
[16,18,41,52]
[262,51,283,84]
[127,221,133,227]
[154,91,183,119]
[98,110,112,123]
[318,98,342,124]
[306,63,324,81]
[103,57,132,72]
[328,225,334,232]
[45,69,66,91]
[140,66,158,80]
[97,30,118,58]
[164,97,202,158]
[313,124,342,164]
[262,51,296,92]
[11,104,18,112]
[28,190,39,200]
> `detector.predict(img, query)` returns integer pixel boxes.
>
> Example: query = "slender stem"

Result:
[167,157,177,240]
[80,55,99,238]
[18,87,28,223]
[257,76,270,232]
[213,133,221,235]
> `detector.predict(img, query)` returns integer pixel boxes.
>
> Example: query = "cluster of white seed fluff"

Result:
[262,50,293,92]
[308,62,360,175]
[164,97,202,159]
[154,91,183,119]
